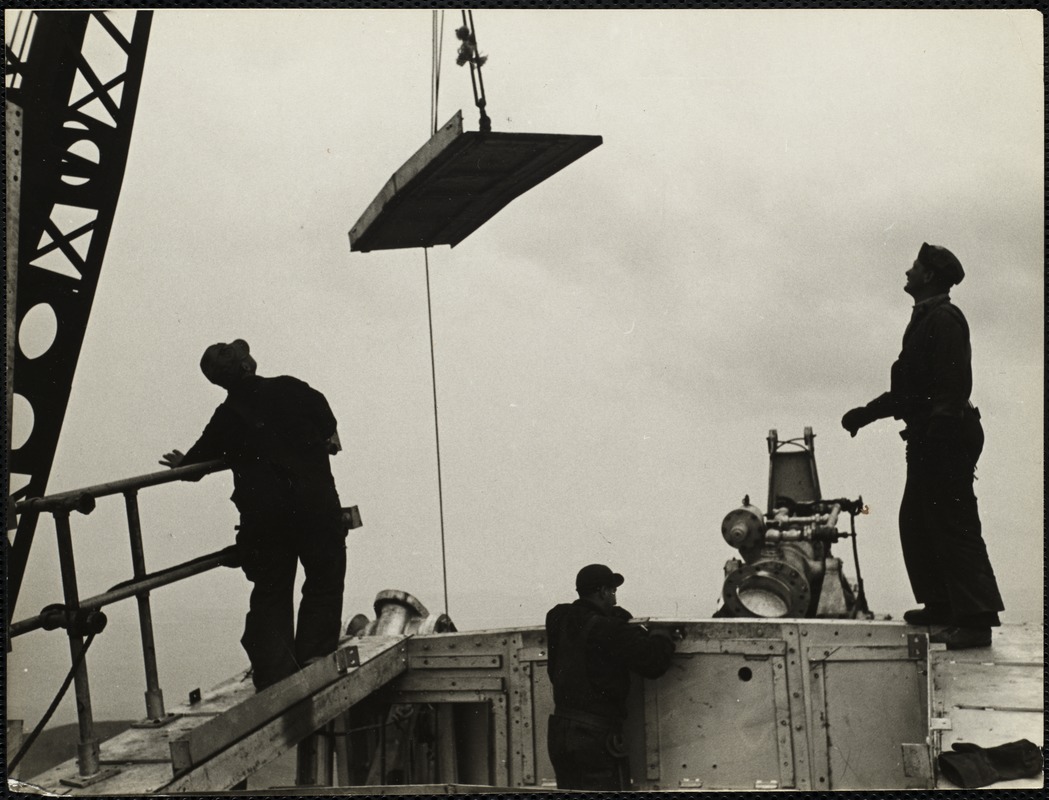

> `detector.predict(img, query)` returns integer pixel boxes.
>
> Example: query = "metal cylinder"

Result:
[721,505,766,550]
[372,590,428,635]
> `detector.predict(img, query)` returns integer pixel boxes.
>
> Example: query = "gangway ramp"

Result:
[18,635,408,795]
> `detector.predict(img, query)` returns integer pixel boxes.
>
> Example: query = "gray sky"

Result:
[8,9,1043,728]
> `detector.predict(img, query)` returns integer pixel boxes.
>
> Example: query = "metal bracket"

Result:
[754,779,780,789]
[337,645,360,671]
[131,713,181,729]
[901,742,933,779]
[907,632,929,661]
[929,716,952,731]
[59,766,121,788]
[679,777,703,788]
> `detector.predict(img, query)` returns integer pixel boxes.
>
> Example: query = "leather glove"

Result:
[947,740,1043,782]
[939,738,1044,788]
[841,406,877,437]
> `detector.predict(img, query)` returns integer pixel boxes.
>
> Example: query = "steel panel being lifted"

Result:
[349,111,602,252]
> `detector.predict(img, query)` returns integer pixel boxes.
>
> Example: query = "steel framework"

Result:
[5,10,153,617]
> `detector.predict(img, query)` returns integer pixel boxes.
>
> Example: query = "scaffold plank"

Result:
[169,636,405,775]
[162,638,408,792]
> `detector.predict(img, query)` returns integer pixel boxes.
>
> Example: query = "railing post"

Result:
[296,723,334,787]
[124,490,167,723]
[54,511,100,778]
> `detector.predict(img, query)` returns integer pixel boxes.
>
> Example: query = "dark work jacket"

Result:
[866,295,973,436]
[182,375,341,523]
[545,599,675,720]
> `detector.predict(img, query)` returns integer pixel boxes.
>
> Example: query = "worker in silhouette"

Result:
[841,244,1003,650]
[545,564,676,790]
[161,339,347,689]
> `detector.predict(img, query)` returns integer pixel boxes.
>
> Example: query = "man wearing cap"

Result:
[545,564,676,789]
[161,339,347,689]
[841,244,1003,650]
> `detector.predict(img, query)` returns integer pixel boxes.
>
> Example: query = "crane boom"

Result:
[5,10,153,619]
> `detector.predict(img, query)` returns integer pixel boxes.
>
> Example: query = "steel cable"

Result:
[8,633,97,774]
[427,13,451,617]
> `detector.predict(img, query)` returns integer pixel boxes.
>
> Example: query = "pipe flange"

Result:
[722,559,810,618]
[373,589,428,619]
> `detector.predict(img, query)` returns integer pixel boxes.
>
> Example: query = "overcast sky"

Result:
[8,8,1043,728]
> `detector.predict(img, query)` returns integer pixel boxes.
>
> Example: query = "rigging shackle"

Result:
[455,12,491,133]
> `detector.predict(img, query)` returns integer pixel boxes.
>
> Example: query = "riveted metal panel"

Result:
[408,655,503,670]
[809,647,930,790]
[649,649,791,789]
[528,653,556,788]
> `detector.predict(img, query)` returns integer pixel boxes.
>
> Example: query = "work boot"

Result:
[902,605,952,625]
[929,626,992,650]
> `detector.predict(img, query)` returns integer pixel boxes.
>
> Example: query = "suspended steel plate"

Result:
[349,111,602,252]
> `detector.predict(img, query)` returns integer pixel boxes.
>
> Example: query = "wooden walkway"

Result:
[931,622,1043,790]
[16,635,407,796]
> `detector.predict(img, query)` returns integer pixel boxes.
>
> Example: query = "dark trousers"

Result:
[547,713,629,791]
[899,414,1003,626]
[237,515,347,690]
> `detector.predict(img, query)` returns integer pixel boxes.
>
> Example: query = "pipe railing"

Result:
[9,545,240,638]
[14,460,226,513]
[9,459,231,780]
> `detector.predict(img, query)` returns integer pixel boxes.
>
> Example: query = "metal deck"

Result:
[11,621,1043,794]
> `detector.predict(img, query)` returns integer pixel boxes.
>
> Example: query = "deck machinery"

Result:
[718,428,870,620]
[7,13,1042,795]
[10,437,1043,794]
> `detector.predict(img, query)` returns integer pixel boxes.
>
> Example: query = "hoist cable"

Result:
[428,14,451,616]
[8,633,97,774]
[431,10,445,136]
[424,249,450,617]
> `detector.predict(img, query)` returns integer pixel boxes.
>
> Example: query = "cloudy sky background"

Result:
[7,9,1043,728]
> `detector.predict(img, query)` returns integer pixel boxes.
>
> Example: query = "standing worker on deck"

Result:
[841,243,1004,650]
[545,564,677,790]
[161,339,347,689]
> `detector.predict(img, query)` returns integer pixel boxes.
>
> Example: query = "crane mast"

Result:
[5,10,153,618]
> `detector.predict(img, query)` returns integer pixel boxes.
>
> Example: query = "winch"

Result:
[717,428,871,619]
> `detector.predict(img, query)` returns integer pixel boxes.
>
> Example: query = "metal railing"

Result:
[9,460,234,780]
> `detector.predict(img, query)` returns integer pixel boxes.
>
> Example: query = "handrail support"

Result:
[54,511,102,779]
[124,490,168,723]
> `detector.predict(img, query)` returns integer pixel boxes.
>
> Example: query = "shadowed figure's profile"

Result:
[162,339,347,689]
[841,244,1003,650]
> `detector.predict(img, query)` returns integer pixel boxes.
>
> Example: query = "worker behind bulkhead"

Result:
[841,243,1004,650]
[545,564,677,790]
[160,339,348,690]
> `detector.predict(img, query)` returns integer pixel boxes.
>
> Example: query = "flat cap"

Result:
[575,564,625,593]
[200,339,251,386]
[918,243,965,286]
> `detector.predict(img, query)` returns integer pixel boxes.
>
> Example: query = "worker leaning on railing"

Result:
[160,339,347,691]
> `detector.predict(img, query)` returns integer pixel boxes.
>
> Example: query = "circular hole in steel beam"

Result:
[60,137,100,186]
[19,303,58,360]
[12,393,34,450]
